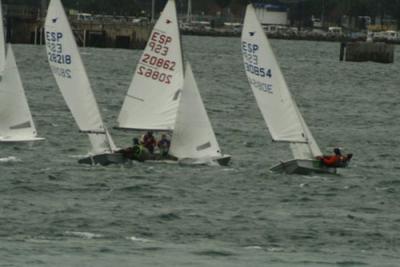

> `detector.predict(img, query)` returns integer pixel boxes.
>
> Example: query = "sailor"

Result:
[141,131,157,154]
[158,134,171,156]
[317,148,352,167]
[119,138,145,161]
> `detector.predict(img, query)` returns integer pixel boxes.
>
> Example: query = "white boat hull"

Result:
[0,136,45,143]
[78,152,128,166]
[270,159,337,175]
[177,154,231,166]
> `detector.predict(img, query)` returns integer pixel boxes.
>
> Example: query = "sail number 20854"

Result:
[242,41,272,79]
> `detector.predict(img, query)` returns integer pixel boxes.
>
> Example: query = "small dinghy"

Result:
[241,4,351,174]
[116,0,230,166]
[45,0,125,166]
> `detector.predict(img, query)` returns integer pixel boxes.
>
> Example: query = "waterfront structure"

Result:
[253,3,288,26]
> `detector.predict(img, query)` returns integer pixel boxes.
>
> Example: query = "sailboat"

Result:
[169,63,231,165]
[0,0,43,142]
[117,0,229,165]
[241,4,351,174]
[117,0,184,131]
[45,0,124,165]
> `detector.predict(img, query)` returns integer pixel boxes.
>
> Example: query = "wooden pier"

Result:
[71,20,151,49]
[340,41,394,64]
[4,4,151,49]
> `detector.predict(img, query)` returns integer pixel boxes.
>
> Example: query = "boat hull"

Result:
[216,155,231,166]
[270,159,337,175]
[0,137,45,143]
[78,152,128,166]
[77,152,231,167]
[176,154,231,166]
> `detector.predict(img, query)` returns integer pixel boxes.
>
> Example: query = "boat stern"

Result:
[270,159,337,175]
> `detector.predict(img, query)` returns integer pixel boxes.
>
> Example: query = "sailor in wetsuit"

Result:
[157,134,171,157]
[317,148,353,167]
[141,131,157,154]
[119,138,146,161]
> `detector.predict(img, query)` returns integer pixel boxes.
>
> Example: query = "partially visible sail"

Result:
[118,0,184,131]
[241,4,323,160]
[291,104,322,158]
[0,0,6,73]
[241,4,307,143]
[0,45,41,141]
[169,63,221,160]
[45,0,116,154]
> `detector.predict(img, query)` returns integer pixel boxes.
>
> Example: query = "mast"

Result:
[151,0,155,23]
[187,0,192,23]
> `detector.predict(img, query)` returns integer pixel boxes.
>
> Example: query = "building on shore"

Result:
[253,3,288,26]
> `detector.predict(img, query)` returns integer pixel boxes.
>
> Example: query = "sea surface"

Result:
[1,37,399,266]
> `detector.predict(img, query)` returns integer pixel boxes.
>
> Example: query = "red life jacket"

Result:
[322,155,344,166]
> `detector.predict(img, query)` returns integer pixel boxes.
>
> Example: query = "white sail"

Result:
[241,4,322,159]
[0,45,42,141]
[118,0,184,131]
[169,62,222,160]
[0,0,5,74]
[290,104,322,158]
[45,0,116,154]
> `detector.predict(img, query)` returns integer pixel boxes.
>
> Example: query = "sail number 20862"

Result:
[142,53,176,71]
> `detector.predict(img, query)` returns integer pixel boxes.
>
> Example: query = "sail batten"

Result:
[241,4,322,160]
[45,0,115,154]
[117,0,183,131]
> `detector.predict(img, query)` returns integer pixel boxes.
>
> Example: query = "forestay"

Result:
[241,4,322,159]
[45,0,116,154]
[169,63,222,160]
[118,0,184,131]
[0,45,40,141]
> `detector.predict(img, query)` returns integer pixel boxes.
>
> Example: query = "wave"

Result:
[244,246,263,250]
[64,231,103,239]
[127,236,152,243]
[193,249,236,257]
[117,183,156,192]
[336,261,368,266]
[0,156,21,163]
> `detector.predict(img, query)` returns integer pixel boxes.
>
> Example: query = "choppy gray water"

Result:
[1,37,399,266]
